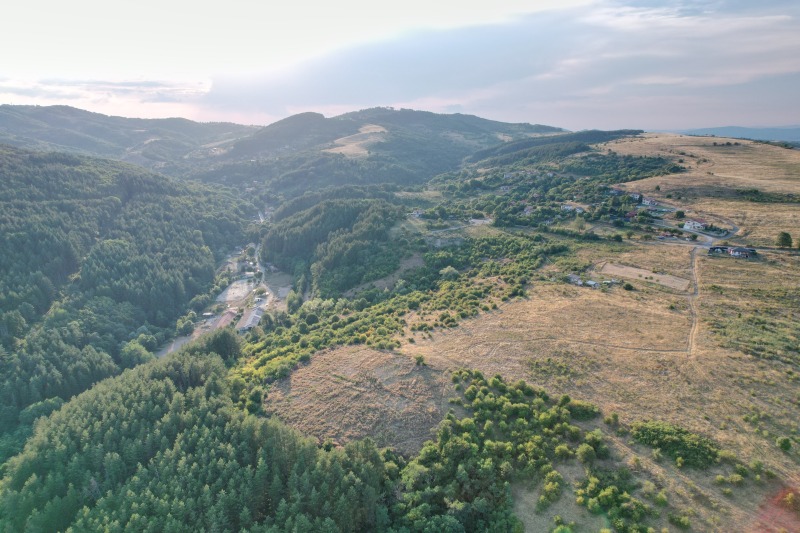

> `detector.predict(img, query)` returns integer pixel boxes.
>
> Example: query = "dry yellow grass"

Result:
[323,124,387,157]
[607,133,800,194]
[691,198,800,246]
[262,137,800,530]
[599,262,691,291]
[603,133,800,247]
[266,260,799,530]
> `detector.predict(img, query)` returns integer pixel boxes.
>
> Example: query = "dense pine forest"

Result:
[0,145,252,466]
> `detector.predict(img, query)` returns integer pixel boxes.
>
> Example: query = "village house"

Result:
[729,247,754,258]
[683,219,707,231]
[236,307,264,333]
[642,197,657,206]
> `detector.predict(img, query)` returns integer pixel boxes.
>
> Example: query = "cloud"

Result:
[202,0,800,129]
[0,78,212,119]
[2,0,798,129]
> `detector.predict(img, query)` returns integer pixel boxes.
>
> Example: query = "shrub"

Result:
[631,421,719,468]
[566,399,601,420]
[577,443,597,465]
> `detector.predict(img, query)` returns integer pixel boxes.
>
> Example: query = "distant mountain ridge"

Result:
[0,104,567,193]
[678,126,800,143]
[228,106,564,159]
[0,104,256,173]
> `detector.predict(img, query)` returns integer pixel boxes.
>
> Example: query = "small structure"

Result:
[684,219,707,231]
[642,197,658,206]
[729,247,752,258]
[629,193,641,201]
[709,246,729,254]
[236,308,264,333]
[566,274,583,286]
[585,280,599,289]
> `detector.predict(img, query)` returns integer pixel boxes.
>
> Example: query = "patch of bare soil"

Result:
[323,124,387,157]
[599,262,691,291]
[748,487,800,533]
[216,279,255,302]
[264,347,452,455]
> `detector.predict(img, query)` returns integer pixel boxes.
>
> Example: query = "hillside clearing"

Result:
[323,123,387,157]
[264,347,451,455]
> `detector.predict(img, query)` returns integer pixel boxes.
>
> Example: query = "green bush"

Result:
[631,421,719,468]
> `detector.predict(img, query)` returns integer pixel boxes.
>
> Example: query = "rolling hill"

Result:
[679,125,800,143]
[0,104,256,173]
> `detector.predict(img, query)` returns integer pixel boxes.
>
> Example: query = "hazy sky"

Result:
[2,0,799,130]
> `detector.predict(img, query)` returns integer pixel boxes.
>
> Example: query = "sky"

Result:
[2,0,799,130]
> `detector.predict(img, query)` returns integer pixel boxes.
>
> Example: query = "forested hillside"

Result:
[0,145,252,463]
[263,198,406,296]
[191,108,566,197]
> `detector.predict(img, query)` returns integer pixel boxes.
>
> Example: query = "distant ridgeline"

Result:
[189,107,565,196]
[0,104,255,174]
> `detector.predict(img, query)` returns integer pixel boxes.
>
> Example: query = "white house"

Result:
[683,219,707,231]
[642,197,658,206]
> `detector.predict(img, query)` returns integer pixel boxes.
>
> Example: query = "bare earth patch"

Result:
[265,347,452,455]
[216,279,255,302]
[323,124,387,158]
[599,262,691,291]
